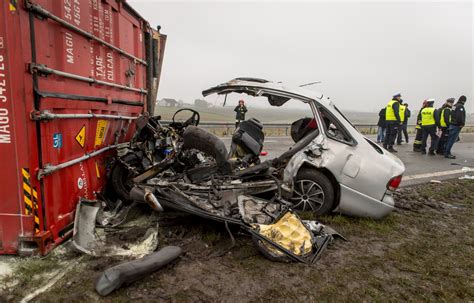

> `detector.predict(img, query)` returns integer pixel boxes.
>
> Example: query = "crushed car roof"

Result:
[202,78,329,107]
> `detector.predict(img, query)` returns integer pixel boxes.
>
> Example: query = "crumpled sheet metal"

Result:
[70,199,159,257]
[70,199,101,255]
[253,211,313,257]
[238,195,280,224]
[154,185,339,264]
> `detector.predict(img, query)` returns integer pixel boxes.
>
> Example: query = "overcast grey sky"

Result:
[128,0,473,112]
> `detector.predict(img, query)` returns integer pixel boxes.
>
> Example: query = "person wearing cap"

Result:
[376,107,386,143]
[383,93,402,152]
[436,98,455,155]
[396,101,410,145]
[419,99,439,155]
[444,95,467,159]
[413,100,428,152]
[234,99,248,128]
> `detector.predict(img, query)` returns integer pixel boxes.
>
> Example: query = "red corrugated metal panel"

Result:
[0,0,35,254]
[0,0,166,255]
[32,0,147,104]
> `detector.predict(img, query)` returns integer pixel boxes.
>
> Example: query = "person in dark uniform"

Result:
[383,93,402,152]
[234,99,248,127]
[413,100,428,152]
[436,98,454,155]
[419,99,439,155]
[376,107,386,143]
[444,95,467,159]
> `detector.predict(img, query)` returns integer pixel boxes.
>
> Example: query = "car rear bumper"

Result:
[334,184,395,219]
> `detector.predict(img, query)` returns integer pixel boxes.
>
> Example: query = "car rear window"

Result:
[318,106,357,146]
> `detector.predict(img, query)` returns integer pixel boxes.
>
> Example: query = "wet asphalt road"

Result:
[221,133,474,186]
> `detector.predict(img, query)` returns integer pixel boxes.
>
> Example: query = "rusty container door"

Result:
[0,0,166,255]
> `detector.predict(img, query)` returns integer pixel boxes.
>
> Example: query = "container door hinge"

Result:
[38,164,54,180]
[25,1,47,20]
[30,110,52,121]
[29,63,49,76]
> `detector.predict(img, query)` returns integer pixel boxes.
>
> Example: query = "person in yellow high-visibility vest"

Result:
[413,100,428,152]
[383,93,402,152]
[419,99,439,155]
[435,98,454,155]
[396,101,411,145]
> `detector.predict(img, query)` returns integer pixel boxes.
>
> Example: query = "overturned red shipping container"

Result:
[0,0,166,255]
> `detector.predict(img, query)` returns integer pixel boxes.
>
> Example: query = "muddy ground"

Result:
[1,179,473,302]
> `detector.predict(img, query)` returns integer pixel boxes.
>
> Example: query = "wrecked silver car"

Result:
[111,78,405,221]
[105,77,403,261]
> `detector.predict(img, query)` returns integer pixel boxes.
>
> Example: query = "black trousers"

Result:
[436,127,449,154]
[396,123,409,144]
[421,125,438,152]
[383,121,399,148]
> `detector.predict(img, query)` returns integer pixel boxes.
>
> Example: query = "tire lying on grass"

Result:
[290,169,335,216]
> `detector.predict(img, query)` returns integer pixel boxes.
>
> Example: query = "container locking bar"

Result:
[31,110,138,121]
[37,143,129,180]
[25,1,147,66]
[30,64,148,94]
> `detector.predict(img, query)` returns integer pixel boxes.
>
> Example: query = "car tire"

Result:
[110,153,142,201]
[290,168,335,216]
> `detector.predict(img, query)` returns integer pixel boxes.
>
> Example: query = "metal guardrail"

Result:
[161,120,474,136]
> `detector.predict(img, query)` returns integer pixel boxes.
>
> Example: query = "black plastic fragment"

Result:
[95,246,182,296]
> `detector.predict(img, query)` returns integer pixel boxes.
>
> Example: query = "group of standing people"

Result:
[377,93,467,159]
[377,93,411,151]
[413,95,467,158]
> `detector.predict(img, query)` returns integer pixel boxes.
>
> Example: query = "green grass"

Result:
[319,213,398,235]
[0,254,62,301]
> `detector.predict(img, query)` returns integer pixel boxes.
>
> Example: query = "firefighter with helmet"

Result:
[419,99,439,155]
[383,93,402,152]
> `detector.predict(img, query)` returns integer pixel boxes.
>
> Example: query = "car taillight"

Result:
[387,175,403,191]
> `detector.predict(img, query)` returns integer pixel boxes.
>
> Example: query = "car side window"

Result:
[318,106,356,145]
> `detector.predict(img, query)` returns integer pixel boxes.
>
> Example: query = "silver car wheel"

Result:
[290,179,325,212]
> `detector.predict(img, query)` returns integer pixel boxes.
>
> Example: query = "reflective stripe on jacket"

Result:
[399,104,406,122]
[421,107,436,126]
[440,108,449,127]
[385,100,397,121]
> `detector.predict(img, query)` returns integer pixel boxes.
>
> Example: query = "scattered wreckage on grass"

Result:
[70,77,405,293]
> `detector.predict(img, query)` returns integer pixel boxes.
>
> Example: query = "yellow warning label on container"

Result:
[9,0,17,11]
[94,120,108,147]
[75,125,86,148]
